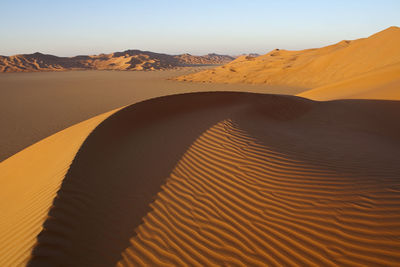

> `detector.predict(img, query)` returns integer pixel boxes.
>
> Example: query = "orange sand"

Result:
[0,108,120,266]
[176,27,400,93]
[1,92,396,266]
[1,26,400,267]
[298,62,400,100]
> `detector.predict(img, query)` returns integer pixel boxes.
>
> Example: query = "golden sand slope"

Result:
[176,26,400,88]
[0,108,120,266]
[20,92,400,267]
[298,62,400,100]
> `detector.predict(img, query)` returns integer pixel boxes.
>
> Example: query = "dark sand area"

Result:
[0,68,305,161]
[28,92,400,266]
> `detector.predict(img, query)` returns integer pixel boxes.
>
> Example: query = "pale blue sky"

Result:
[1,0,399,56]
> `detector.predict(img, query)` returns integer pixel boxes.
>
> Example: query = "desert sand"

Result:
[298,62,400,100]
[176,27,400,99]
[0,108,121,266]
[1,92,398,266]
[1,26,400,267]
[0,68,303,162]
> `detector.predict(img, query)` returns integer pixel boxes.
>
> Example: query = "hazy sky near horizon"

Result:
[1,0,399,56]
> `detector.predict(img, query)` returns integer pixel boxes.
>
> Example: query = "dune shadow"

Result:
[27,93,400,266]
[235,97,400,177]
[28,91,260,267]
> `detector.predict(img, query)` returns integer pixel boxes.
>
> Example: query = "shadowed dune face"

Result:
[0,108,121,267]
[27,92,400,266]
[27,92,252,266]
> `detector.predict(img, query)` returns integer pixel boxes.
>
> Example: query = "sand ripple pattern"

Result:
[118,119,400,267]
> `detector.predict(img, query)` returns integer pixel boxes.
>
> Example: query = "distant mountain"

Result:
[234,53,260,58]
[176,26,400,89]
[0,50,234,73]
[174,53,235,65]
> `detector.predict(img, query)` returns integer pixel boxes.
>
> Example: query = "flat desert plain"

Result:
[0,68,303,162]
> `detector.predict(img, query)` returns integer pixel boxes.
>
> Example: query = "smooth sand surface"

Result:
[2,92,394,266]
[298,62,400,100]
[176,27,400,89]
[0,68,305,162]
[0,107,120,266]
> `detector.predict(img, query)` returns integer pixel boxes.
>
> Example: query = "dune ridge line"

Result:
[15,92,400,267]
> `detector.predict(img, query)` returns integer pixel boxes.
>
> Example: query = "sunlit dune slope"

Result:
[298,62,400,100]
[0,108,120,266]
[176,26,400,88]
[17,92,400,267]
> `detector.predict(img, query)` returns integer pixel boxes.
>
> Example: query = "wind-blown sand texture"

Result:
[0,50,234,73]
[176,27,400,92]
[1,92,399,266]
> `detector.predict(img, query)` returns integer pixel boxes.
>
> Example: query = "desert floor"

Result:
[0,68,305,161]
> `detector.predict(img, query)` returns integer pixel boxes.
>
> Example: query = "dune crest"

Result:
[0,108,120,266]
[11,92,398,267]
[176,26,400,89]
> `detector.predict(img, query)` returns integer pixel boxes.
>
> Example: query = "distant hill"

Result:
[0,50,234,73]
[176,26,400,90]
[174,53,235,65]
[235,53,260,58]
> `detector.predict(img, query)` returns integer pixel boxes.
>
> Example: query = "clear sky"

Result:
[1,0,399,56]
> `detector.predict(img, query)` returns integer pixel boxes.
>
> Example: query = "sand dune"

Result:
[1,92,397,266]
[298,62,400,100]
[115,94,400,266]
[176,27,400,89]
[0,108,120,266]
[0,51,234,73]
